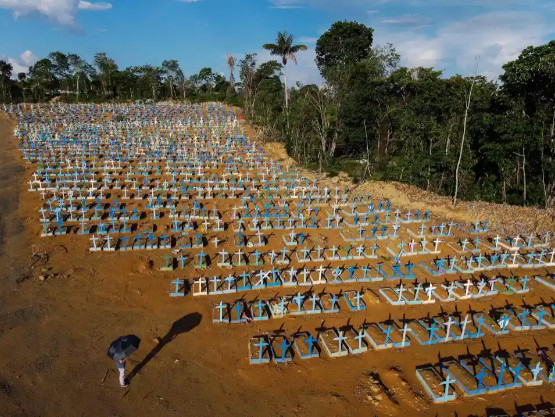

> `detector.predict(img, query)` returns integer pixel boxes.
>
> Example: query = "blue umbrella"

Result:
[107,335,141,361]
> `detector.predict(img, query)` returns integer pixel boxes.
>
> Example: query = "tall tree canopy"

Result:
[315,21,374,77]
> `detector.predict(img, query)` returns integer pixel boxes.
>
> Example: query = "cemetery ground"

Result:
[0,106,554,417]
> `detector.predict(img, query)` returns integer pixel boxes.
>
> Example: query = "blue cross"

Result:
[277,338,291,360]
[254,338,268,360]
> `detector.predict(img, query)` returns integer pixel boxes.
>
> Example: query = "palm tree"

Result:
[226,54,236,87]
[263,31,307,109]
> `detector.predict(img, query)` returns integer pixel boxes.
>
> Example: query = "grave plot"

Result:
[293,332,320,359]
[364,321,410,349]
[342,327,368,354]
[407,319,447,346]
[416,346,555,402]
[532,305,555,328]
[270,335,293,363]
[319,328,349,358]
[249,336,272,364]
[535,274,555,291]
[415,365,457,403]
[458,356,499,392]
[514,349,555,385]
[5,102,555,416]
[440,358,490,396]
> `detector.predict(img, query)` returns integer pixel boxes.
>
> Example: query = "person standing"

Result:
[116,357,129,387]
[107,335,140,388]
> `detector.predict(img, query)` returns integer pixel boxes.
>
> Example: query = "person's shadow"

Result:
[127,312,202,381]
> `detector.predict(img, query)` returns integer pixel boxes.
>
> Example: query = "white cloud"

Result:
[269,0,305,8]
[78,1,111,11]
[7,59,28,75]
[0,0,112,27]
[375,11,552,78]
[2,50,39,77]
[19,50,38,66]
[382,13,431,29]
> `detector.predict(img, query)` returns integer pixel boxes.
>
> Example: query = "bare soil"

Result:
[0,111,554,417]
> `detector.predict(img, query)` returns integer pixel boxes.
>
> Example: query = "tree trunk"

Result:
[284,64,288,109]
[453,58,479,206]
[522,144,527,203]
[551,105,555,141]
[541,128,547,207]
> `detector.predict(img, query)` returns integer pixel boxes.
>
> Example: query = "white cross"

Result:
[459,314,470,340]
[433,237,442,252]
[397,284,405,303]
[463,279,473,297]
[425,284,436,301]
[401,323,409,347]
[317,264,326,280]
[300,268,310,284]
[444,316,455,342]
[90,235,99,249]
[287,267,297,280]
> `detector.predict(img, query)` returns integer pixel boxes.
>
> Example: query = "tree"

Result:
[371,43,400,78]
[48,51,70,93]
[94,52,118,97]
[304,86,338,171]
[315,21,374,79]
[161,60,184,99]
[501,41,555,207]
[263,31,307,109]
[67,53,92,101]
[28,58,55,101]
[0,60,13,102]
[239,53,258,117]
[226,54,236,87]
[129,65,161,100]
[16,72,27,102]
[198,67,215,95]
[453,59,480,206]
[501,40,555,116]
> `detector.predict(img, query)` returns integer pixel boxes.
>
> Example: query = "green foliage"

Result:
[244,22,555,208]
[315,21,374,76]
[0,27,553,208]
[263,31,307,108]
[501,40,555,113]
[263,32,308,65]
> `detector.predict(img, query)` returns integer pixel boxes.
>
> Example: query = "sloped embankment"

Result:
[242,121,554,237]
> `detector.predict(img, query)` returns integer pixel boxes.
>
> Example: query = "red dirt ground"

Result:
[0,111,554,417]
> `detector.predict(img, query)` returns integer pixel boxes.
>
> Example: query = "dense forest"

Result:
[1,21,554,208]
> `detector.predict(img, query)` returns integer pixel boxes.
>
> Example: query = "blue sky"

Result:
[1,0,554,84]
